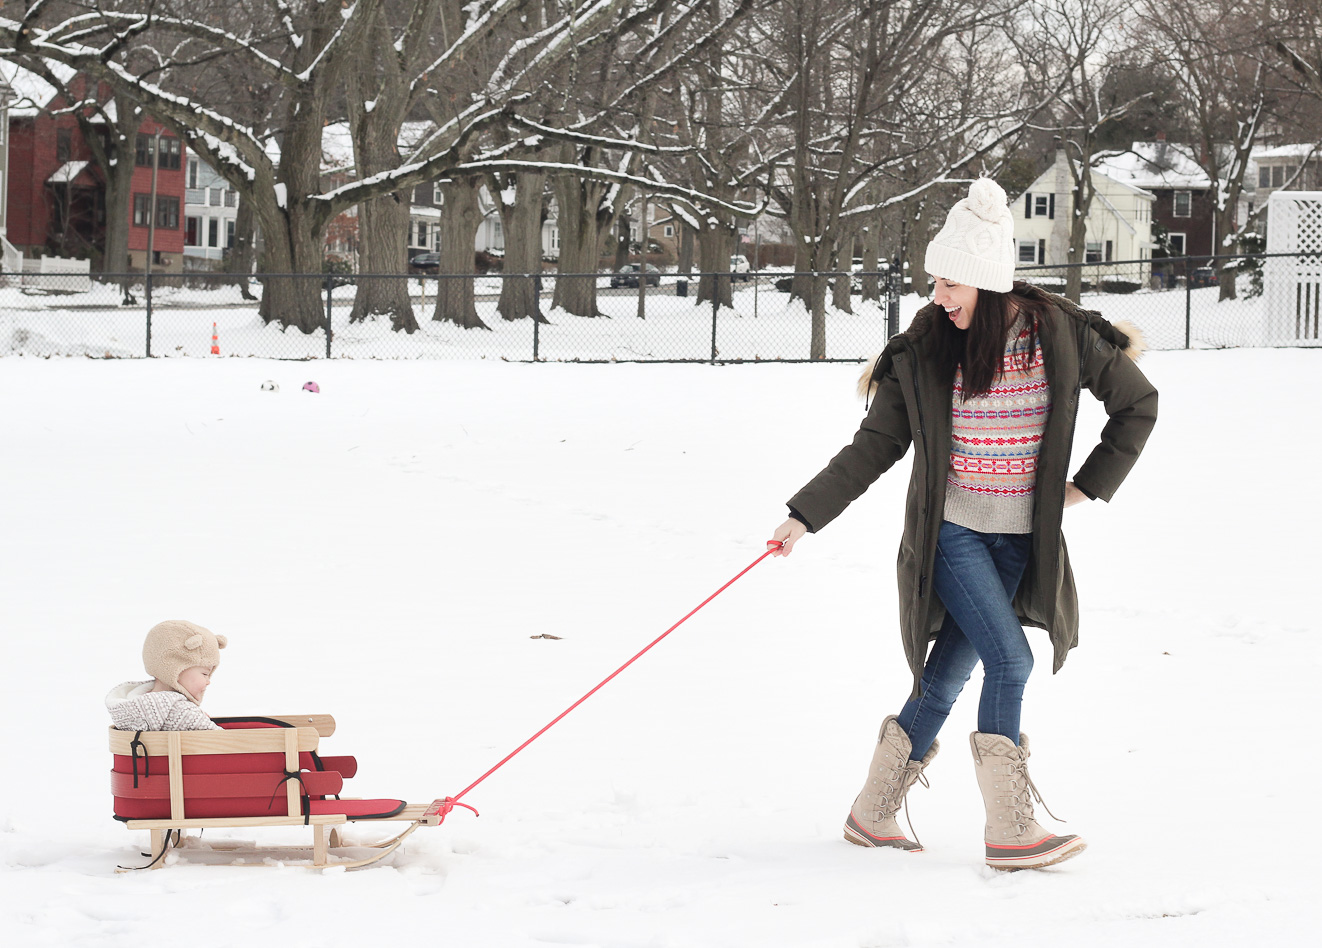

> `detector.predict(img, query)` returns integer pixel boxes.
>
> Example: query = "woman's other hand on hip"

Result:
[769,518,808,556]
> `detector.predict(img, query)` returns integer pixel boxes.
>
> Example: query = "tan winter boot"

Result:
[970,731,1087,870]
[843,716,937,852]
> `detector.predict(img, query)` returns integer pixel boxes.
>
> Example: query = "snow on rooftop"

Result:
[1097,142,1213,190]
[1,60,59,116]
[46,160,92,184]
[1252,143,1321,161]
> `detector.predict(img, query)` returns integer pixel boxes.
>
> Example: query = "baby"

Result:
[106,620,226,731]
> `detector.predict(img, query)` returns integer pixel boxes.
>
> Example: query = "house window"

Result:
[209,188,222,206]
[56,128,72,163]
[664,225,674,238]
[1173,190,1192,218]
[226,219,235,249]
[135,134,182,170]
[224,190,236,208]
[415,221,427,248]
[1018,240,1038,264]
[187,158,199,189]
[1085,241,1103,263]
[1034,195,1049,218]
[1272,165,1285,188]
[208,217,219,247]
[1258,166,1270,188]
[433,181,444,204]
[493,218,502,240]
[185,216,201,246]
[134,194,180,229]
[1169,232,1186,256]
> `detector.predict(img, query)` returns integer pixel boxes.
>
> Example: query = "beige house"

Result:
[1013,149,1155,278]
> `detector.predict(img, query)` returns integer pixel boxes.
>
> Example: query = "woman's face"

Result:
[932,277,978,331]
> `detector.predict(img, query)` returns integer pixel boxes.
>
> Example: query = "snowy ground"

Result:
[1,347,1319,947]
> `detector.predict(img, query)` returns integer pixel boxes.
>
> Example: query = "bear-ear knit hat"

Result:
[925,177,1016,293]
[143,620,227,705]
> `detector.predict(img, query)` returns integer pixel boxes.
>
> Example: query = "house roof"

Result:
[1253,143,1321,161]
[46,160,94,185]
[1096,142,1213,190]
[1,61,59,117]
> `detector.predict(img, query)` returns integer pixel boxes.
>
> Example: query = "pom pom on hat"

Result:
[925,178,1016,292]
[965,178,1012,223]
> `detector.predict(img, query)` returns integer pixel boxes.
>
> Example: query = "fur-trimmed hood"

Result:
[857,283,1148,400]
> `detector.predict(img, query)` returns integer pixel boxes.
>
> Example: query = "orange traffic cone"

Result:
[210,322,220,355]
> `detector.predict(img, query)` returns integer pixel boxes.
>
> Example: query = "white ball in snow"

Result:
[260,380,280,392]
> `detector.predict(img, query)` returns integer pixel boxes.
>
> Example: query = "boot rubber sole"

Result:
[843,814,922,852]
[987,835,1087,871]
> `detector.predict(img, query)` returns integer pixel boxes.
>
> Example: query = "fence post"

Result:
[1184,257,1192,350]
[711,275,719,363]
[144,271,153,358]
[887,258,900,339]
[324,274,333,359]
[531,274,540,361]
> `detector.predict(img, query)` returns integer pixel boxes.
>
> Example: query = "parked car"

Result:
[1190,266,1218,288]
[610,264,661,288]
[409,252,441,274]
[730,254,751,281]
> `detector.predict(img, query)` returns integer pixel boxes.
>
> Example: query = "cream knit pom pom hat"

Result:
[143,620,227,705]
[925,178,1016,292]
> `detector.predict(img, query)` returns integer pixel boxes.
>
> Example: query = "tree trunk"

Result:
[831,232,854,314]
[677,222,695,274]
[225,194,258,300]
[101,133,135,276]
[696,224,733,309]
[1216,206,1238,301]
[494,170,548,323]
[614,215,630,270]
[809,273,828,359]
[859,213,881,302]
[907,198,931,298]
[351,189,416,331]
[433,176,487,329]
[551,170,608,318]
[255,40,333,334]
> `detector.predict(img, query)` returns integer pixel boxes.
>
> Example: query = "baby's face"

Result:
[178,666,214,701]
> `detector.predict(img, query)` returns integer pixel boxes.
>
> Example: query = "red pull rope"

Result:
[434,541,784,824]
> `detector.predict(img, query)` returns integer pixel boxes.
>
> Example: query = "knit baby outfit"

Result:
[106,680,222,731]
[943,313,1051,534]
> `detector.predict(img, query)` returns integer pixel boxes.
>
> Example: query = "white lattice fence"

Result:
[1265,191,1322,345]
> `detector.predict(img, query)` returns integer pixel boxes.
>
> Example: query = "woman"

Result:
[769,178,1157,870]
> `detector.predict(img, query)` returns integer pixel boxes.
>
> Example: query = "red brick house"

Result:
[6,72,186,272]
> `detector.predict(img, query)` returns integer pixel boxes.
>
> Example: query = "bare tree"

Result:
[1022,0,1150,301]
[1140,0,1274,300]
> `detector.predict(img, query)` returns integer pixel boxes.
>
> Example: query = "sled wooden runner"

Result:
[109,715,445,871]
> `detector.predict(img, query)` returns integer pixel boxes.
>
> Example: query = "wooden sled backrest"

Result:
[109,726,320,821]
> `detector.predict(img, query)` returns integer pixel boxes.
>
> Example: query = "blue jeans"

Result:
[896,521,1034,760]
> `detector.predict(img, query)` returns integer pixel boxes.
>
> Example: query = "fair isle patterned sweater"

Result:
[106,680,222,731]
[943,313,1051,534]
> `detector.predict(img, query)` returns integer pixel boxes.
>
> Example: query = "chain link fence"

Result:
[3,255,1318,360]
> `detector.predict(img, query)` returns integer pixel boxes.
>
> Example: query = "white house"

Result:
[183,154,240,263]
[1015,149,1155,275]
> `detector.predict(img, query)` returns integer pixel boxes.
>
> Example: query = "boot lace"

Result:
[873,759,929,847]
[1004,755,1065,834]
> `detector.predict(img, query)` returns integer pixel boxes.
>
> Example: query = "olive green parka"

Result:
[788,285,1158,698]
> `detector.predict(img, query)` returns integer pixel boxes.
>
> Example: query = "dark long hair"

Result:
[931,281,1048,401]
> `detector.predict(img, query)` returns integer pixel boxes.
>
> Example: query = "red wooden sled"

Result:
[110,715,447,870]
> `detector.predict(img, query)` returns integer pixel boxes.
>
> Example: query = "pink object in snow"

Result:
[302,381,320,393]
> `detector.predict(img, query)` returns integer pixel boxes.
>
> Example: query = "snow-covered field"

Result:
[5,277,1315,362]
[1,346,1319,947]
